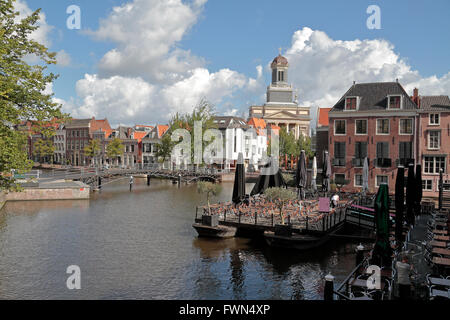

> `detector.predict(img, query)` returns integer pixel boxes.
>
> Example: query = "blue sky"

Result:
[20,0,450,126]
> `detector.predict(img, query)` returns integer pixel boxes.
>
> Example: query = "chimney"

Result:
[412,88,420,107]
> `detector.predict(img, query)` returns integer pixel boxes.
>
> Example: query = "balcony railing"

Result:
[395,158,414,167]
[374,158,392,168]
[333,158,346,166]
[352,158,367,167]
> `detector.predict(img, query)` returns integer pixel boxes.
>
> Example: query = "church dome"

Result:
[271,54,288,68]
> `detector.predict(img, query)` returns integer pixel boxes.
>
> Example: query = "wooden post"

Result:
[239,211,241,224]
[439,169,443,210]
[324,273,334,301]
[255,211,257,225]
[272,213,274,227]
[306,216,308,231]
[224,210,227,222]
[322,216,325,232]
[195,206,198,220]
[98,176,102,189]
[147,174,150,186]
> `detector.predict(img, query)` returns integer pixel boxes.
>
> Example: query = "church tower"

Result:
[266,51,294,104]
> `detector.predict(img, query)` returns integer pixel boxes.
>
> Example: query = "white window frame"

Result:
[387,95,403,110]
[423,156,446,175]
[354,119,368,135]
[334,119,347,135]
[344,96,359,111]
[429,113,440,126]
[399,118,413,135]
[376,175,388,187]
[376,118,390,135]
[354,174,363,187]
[427,130,440,150]
[422,180,433,191]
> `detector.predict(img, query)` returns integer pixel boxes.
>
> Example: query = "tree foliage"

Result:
[197,181,222,214]
[1,0,65,190]
[158,98,217,166]
[84,139,101,164]
[33,138,54,163]
[106,138,123,162]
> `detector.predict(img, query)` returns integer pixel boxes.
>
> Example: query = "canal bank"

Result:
[1,180,90,204]
[0,179,360,299]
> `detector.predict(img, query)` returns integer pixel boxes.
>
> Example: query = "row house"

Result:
[65,117,111,166]
[328,81,418,194]
[141,125,169,166]
[53,123,66,164]
[105,126,139,167]
[315,107,332,169]
[415,93,450,198]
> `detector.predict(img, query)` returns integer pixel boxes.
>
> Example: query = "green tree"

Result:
[106,138,123,165]
[197,181,222,215]
[296,133,314,159]
[155,133,173,165]
[1,0,65,190]
[159,98,217,167]
[84,139,101,166]
[264,187,296,225]
[33,137,54,163]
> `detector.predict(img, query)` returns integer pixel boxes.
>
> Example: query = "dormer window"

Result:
[388,95,401,109]
[345,97,358,110]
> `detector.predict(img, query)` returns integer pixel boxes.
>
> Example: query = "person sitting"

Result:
[330,194,339,208]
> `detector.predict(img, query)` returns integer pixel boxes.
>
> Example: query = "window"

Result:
[131,145,135,152]
[398,142,413,166]
[354,142,367,167]
[399,119,413,135]
[424,156,446,174]
[355,174,363,187]
[334,120,346,135]
[428,131,440,149]
[355,119,367,135]
[422,180,433,191]
[429,113,440,125]
[345,97,357,110]
[376,119,389,134]
[334,142,346,166]
[376,175,388,187]
[334,174,346,185]
[278,70,284,82]
[376,142,391,167]
[389,96,401,109]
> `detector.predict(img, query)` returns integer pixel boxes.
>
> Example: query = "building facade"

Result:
[249,53,311,138]
[328,82,418,194]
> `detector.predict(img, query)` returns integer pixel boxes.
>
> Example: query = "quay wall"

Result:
[2,182,90,202]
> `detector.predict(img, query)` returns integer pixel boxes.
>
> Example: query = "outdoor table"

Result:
[430,241,448,248]
[427,276,450,287]
[432,248,450,257]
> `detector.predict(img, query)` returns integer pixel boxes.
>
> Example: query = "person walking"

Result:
[396,255,412,299]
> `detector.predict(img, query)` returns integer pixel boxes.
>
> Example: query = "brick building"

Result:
[328,82,419,194]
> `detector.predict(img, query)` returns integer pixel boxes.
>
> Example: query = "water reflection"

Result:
[0,179,360,299]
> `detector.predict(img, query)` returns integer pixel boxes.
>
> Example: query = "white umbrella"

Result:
[362,156,369,195]
[311,156,317,192]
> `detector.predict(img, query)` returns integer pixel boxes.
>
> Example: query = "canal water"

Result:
[0,178,361,299]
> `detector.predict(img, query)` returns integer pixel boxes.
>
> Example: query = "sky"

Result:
[16,0,450,128]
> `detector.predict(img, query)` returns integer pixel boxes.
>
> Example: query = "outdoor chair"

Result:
[429,285,450,300]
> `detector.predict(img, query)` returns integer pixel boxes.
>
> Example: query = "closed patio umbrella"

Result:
[372,183,392,267]
[232,152,245,204]
[415,164,422,217]
[250,157,286,196]
[406,163,416,226]
[311,156,317,192]
[395,166,405,242]
[296,150,307,200]
[322,151,331,193]
[362,156,369,195]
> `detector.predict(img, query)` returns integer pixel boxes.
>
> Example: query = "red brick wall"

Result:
[329,116,415,194]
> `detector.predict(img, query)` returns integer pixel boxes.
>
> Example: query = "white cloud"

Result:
[284,27,450,128]
[56,50,71,67]
[87,0,206,82]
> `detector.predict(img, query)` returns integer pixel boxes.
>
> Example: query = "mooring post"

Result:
[271,213,274,227]
[288,214,291,225]
[147,174,150,186]
[255,211,257,225]
[324,273,335,301]
[178,173,181,188]
[129,175,133,191]
[98,176,102,189]
[306,216,308,230]
[195,206,198,220]
[224,210,227,222]
[438,169,443,210]
[356,243,364,268]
